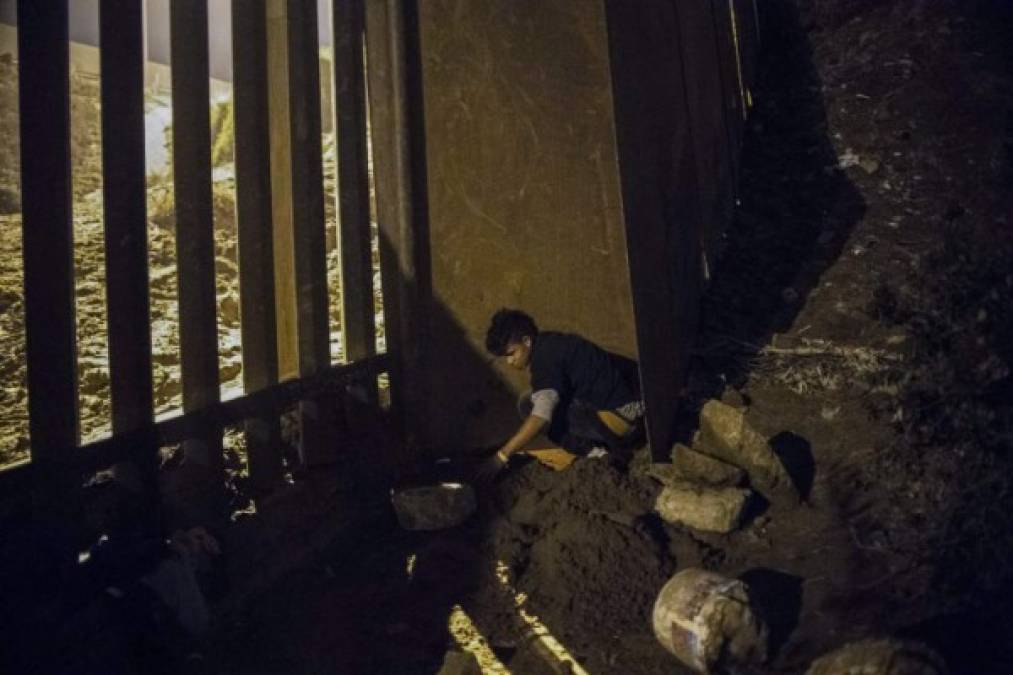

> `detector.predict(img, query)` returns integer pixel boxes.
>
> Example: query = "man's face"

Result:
[504,336,533,370]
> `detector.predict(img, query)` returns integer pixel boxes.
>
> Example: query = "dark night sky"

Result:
[0,0,334,82]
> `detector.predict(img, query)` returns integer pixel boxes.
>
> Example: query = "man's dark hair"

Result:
[485,308,538,356]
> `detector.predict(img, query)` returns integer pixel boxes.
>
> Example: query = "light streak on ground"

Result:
[447,605,511,674]
[495,561,590,675]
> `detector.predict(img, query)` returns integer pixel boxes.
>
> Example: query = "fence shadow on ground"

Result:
[689,0,867,401]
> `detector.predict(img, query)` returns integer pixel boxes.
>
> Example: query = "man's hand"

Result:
[475,450,509,483]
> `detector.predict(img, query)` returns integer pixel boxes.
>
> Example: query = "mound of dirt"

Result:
[460,456,679,670]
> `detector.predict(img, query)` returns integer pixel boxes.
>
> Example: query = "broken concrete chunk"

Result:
[671,443,746,487]
[655,482,750,534]
[806,638,947,675]
[653,568,768,673]
[696,400,799,504]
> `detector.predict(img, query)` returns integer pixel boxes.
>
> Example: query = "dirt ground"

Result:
[197,1,1013,673]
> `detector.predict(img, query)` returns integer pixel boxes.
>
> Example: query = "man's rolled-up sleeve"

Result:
[530,388,560,422]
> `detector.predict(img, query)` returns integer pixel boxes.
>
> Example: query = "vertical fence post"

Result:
[267,0,338,466]
[365,0,427,451]
[711,0,744,186]
[17,1,81,526]
[232,0,283,493]
[170,0,225,482]
[332,0,378,410]
[736,0,760,93]
[99,0,159,525]
[674,0,737,278]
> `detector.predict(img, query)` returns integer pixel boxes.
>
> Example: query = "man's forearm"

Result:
[498,415,548,459]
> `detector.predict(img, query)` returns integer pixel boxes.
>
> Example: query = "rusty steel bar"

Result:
[99,0,161,530]
[171,0,224,474]
[365,0,430,451]
[232,0,284,492]
[18,1,79,463]
[332,0,377,365]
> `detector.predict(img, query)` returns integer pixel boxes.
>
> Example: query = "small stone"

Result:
[859,157,881,174]
[220,360,242,383]
[720,386,748,409]
[820,406,841,421]
[219,294,240,324]
[655,482,750,533]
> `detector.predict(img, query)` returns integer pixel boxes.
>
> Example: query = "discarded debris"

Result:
[652,568,768,673]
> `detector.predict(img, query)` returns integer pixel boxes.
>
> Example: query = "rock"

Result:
[220,360,242,383]
[672,443,746,487]
[860,156,881,174]
[806,638,947,675]
[391,482,477,531]
[653,568,768,673]
[78,366,109,396]
[75,280,105,298]
[696,400,799,504]
[645,446,746,490]
[219,294,240,324]
[655,482,750,533]
[720,386,748,409]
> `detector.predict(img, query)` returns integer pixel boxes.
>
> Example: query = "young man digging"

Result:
[478,308,644,478]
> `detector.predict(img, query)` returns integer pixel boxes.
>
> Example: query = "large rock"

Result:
[653,568,768,673]
[672,443,746,487]
[655,482,750,533]
[806,638,947,675]
[645,445,745,488]
[696,400,798,504]
[391,482,477,531]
